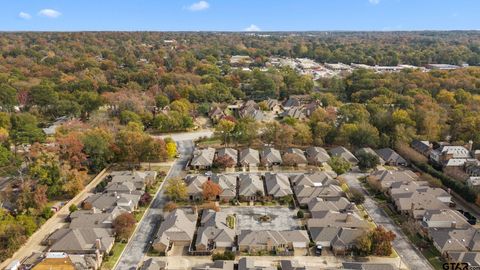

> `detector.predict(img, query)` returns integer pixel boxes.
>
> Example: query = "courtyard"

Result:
[221,206,301,232]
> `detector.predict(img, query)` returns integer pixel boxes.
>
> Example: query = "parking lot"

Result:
[222,207,302,232]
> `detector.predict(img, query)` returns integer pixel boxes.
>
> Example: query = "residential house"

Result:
[307,197,354,218]
[265,98,283,114]
[239,148,260,170]
[448,252,480,267]
[238,258,276,270]
[356,148,385,165]
[342,262,396,270]
[83,192,141,213]
[193,261,235,270]
[190,148,216,170]
[260,147,282,167]
[290,172,335,188]
[307,211,369,255]
[284,148,307,166]
[429,227,480,256]
[430,145,472,165]
[195,210,236,252]
[393,189,450,219]
[280,106,307,120]
[238,174,264,201]
[209,106,226,123]
[294,184,344,206]
[32,253,76,270]
[153,209,197,254]
[422,209,470,230]
[104,181,138,194]
[141,258,167,270]
[238,230,310,255]
[264,173,293,199]
[368,169,418,190]
[280,260,315,270]
[216,148,238,167]
[211,174,237,201]
[108,170,157,191]
[184,175,208,201]
[305,147,330,166]
[69,209,122,229]
[239,101,265,121]
[411,140,432,156]
[375,148,408,166]
[45,228,114,255]
[282,96,302,109]
[330,146,358,165]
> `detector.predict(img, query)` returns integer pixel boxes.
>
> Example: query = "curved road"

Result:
[114,138,196,270]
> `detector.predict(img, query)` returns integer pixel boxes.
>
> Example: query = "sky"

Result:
[0,0,479,31]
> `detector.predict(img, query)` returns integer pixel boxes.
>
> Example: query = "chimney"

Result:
[451,221,457,229]
[346,212,353,223]
[95,239,102,250]
[467,140,473,152]
[95,249,101,265]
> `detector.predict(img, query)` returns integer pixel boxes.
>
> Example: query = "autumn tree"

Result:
[213,155,235,168]
[57,133,87,169]
[164,177,188,202]
[356,151,380,171]
[202,180,222,200]
[165,137,177,159]
[113,212,136,241]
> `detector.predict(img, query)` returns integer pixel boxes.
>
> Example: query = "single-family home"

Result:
[284,148,307,167]
[307,197,354,217]
[193,261,235,270]
[141,258,168,270]
[184,175,208,201]
[294,185,344,206]
[153,209,197,255]
[422,209,470,230]
[430,145,472,165]
[448,252,480,268]
[211,174,237,201]
[209,107,226,123]
[290,172,335,188]
[265,98,283,114]
[355,148,385,165]
[330,146,358,165]
[195,210,236,252]
[239,148,260,170]
[46,228,114,255]
[305,147,330,166]
[238,230,310,255]
[429,227,480,256]
[368,169,418,190]
[411,140,432,156]
[238,174,264,201]
[264,173,293,199]
[83,192,141,213]
[190,148,216,170]
[238,258,276,270]
[216,148,238,167]
[260,147,282,167]
[108,170,157,191]
[375,148,408,166]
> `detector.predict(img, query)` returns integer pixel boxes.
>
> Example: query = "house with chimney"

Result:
[238,230,310,255]
[152,209,197,255]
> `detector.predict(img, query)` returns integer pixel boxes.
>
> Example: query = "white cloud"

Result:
[187,1,209,11]
[18,12,32,20]
[38,9,62,18]
[369,0,380,4]
[244,24,261,32]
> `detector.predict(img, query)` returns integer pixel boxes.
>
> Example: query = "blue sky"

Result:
[0,0,479,31]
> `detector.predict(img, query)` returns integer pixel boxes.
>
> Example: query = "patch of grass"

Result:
[101,242,127,270]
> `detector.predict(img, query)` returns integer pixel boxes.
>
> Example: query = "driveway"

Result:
[114,140,195,270]
[341,172,433,270]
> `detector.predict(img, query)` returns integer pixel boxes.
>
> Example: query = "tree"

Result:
[82,201,93,210]
[10,113,45,148]
[357,151,380,171]
[81,128,114,172]
[215,119,236,145]
[164,177,188,202]
[57,133,87,169]
[349,188,365,204]
[165,138,177,159]
[0,145,12,167]
[293,122,313,145]
[356,226,396,256]
[282,153,304,167]
[139,192,152,207]
[113,212,136,241]
[62,167,87,197]
[213,155,235,168]
[69,204,78,213]
[155,94,170,108]
[119,110,142,125]
[163,202,178,212]
[202,180,222,200]
[297,209,304,218]
[0,84,17,111]
[328,156,351,175]
[33,185,48,210]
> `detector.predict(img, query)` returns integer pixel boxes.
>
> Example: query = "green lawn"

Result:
[101,242,127,270]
